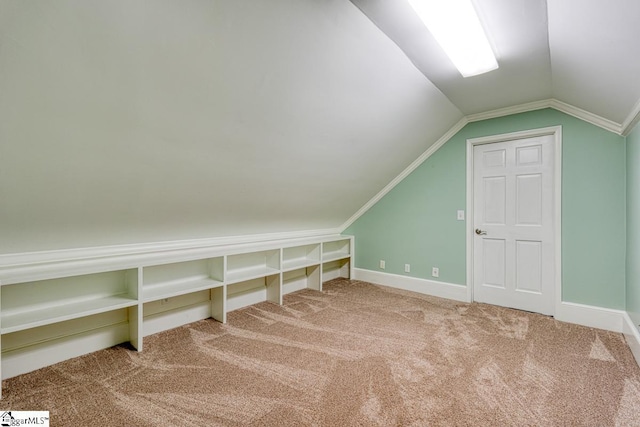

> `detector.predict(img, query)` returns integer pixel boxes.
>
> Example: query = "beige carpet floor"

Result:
[3,278,640,426]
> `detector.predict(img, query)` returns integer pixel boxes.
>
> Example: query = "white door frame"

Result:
[465,126,562,315]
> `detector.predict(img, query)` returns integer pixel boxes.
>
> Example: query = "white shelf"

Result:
[1,295,138,334]
[322,251,351,263]
[282,244,320,272]
[143,277,223,303]
[322,239,351,263]
[282,257,320,272]
[226,249,280,284]
[226,266,280,284]
[142,257,223,303]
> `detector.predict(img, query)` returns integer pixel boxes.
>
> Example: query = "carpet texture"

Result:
[3,278,640,426]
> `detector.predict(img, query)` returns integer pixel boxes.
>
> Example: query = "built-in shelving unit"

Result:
[322,238,351,263]
[0,234,353,394]
[321,238,352,282]
[281,244,322,295]
[226,250,280,284]
[1,270,139,334]
[282,244,321,272]
[142,258,223,303]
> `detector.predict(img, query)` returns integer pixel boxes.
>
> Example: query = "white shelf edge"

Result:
[0,234,350,285]
[143,278,224,303]
[226,266,280,285]
[0,230,342,268]
[282,258,321,272]
[322,253,351,263]
[1,295,138,334]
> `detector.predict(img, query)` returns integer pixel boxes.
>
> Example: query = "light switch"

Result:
[457,210,465,220]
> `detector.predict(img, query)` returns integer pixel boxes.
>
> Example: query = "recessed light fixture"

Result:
[407,0,498,78]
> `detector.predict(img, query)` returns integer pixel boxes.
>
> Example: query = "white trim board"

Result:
[353,268,468,302]
[467,99,622,134]
[555,301,625,333]
[0,228,341,268]
[0,232,347,285]
[547,99,621,134]
[339,98,623,232]
[622,96,640,136]
[623,312,640,367]
[465,99,551,123]
[353,268,630,335]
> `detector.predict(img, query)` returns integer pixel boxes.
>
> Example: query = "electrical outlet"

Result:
[431,267,439,278]
[404,264,411,273]
[379,260,385,269]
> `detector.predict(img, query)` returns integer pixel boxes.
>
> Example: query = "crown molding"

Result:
[465,99,552,123]
[339,98,626,232]
[549,99,622,135]
[467,98,624,135]
[621,96,640,136]
[340,117,468,231]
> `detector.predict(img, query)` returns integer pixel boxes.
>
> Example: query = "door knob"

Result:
[475,228,487,235]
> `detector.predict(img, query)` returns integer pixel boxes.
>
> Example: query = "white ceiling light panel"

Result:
[408,0,498,77]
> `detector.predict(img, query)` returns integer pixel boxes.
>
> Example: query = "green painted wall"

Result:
[627,123,640,325]
[345,108,626,309]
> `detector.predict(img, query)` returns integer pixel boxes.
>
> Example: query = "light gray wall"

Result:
[0,0,462,253]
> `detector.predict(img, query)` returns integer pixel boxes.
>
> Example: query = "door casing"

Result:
[466,126,562,315]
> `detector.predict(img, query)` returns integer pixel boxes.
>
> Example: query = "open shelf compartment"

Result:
[142,257,223,303]
[1,269,139,334]
[226,249,280,284]
[283,264,321,294]
[322,238,351,262]
[282,244,321,272]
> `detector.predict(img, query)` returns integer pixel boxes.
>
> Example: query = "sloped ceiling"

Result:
[1,0,639,254]
[548,0,640,124]
[0,0,462,253]
[349,0,553,115]
[350,0,640,125]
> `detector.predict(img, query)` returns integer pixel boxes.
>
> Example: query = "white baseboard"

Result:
[554,301,625,333]
[353,269,634,335]
[623,312,640,367]
[353,268,468,302]
[555,305,640,368]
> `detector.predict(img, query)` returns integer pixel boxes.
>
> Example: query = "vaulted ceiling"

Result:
[1,0,639,253]
[350,0,640,126]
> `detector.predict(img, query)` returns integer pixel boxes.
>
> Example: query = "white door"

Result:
[473,135,555,315]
